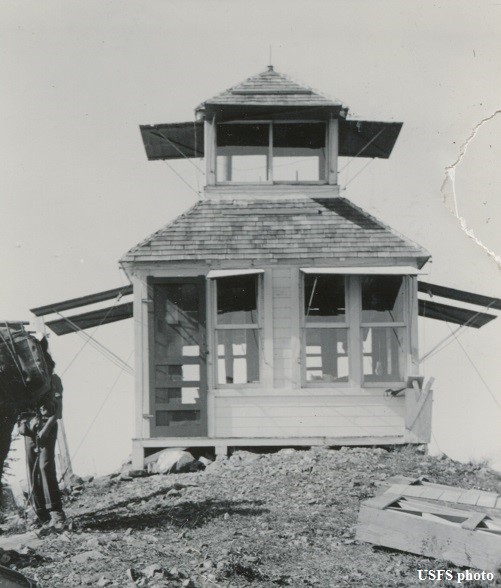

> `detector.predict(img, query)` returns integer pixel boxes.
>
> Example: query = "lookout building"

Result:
[121,66,434,467]
[31,66,499,468]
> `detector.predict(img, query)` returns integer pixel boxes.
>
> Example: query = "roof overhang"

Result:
[300,266,425,275]
[140,117,402,162]
[203,103,343,122]
[207,269,264,279]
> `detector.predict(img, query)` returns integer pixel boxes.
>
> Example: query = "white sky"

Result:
[2,0,500,476]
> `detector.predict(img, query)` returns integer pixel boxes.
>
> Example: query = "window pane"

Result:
[217,329,259,384]
[154,284,200,362]
[155,387,199,405]
[362,327,405,382]
[305,329,349,383]
[304,275,346,323]
[156,410,200,427]
[217,124,269,147]
[217,124,269,182]
[361,276,405,323]
[273,123,325,182]
[217,274,258,325]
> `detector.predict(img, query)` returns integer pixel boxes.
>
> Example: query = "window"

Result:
[361,276,406,383]
[214,274,261,385]
[303,275,349,383]
[216,122,326,184]
[302,273,408,386]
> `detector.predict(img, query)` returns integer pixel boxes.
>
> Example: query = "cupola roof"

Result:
[197,66,347,114]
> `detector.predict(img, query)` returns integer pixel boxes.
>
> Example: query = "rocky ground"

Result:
[1,445,501,588]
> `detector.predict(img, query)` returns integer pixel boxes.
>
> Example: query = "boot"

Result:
[48,510,66,531]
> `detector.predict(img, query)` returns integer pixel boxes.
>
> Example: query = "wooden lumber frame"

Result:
[377,475,501,514]
[356,493,501,571]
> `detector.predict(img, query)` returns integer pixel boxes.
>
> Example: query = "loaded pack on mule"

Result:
[0,325,53,412]
[0,324,54,487]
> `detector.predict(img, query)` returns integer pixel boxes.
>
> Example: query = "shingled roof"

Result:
[197,66,346,110]
[121,198,430,267]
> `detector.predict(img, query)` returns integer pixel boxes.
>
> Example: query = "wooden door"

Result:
[150,278,207,437]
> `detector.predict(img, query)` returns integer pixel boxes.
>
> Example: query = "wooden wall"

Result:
[128,263,426,444]
[212,391,406,438]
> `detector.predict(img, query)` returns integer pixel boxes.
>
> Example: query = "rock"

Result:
[166,489,181,497]
[71,549,105,564]
[97,577,112,587]
[143,563,163,578]
[149,449,195,474]
[126,568,140,581]
[277,448,296,456]
[123,469,148,478]
[0,486,17,512]
[230,450,261,464]
[0,530,43,551]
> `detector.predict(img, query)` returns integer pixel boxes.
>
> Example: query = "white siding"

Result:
[213,390,405,438]
[272,267,295,388]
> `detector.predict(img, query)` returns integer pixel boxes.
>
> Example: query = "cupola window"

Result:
[216,122,327,184]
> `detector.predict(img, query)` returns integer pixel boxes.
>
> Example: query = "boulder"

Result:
[148,449,195,474]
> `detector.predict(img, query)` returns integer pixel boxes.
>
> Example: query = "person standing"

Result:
[19,374,66,530]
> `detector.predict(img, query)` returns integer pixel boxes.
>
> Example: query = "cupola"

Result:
[140,67,403,193]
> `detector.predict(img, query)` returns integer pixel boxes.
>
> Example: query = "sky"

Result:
[1,0,500,478]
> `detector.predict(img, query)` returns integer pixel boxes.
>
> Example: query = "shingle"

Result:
[121,197,430,267]
[198,67,345,109]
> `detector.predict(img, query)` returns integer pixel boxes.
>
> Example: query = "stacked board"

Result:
[356,477,501,571]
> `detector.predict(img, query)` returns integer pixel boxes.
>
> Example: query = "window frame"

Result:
[211,272,263,388]
[215,120,329,186]
[301,274,353,388]
[300,273,410,388]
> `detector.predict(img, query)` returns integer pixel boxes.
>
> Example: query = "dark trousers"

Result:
[0,410,16,485]
[25,423,62,518]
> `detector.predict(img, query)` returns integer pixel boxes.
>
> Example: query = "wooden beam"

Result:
[45,302,133,335]
[418,299,496,328]
[418,281,501,311]
[31,285,132,317]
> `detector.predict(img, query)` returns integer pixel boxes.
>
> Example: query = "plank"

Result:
[439,489,463,503]
[477,493,498,508]
[420,486,445,500]
[363,493,403,511]
[462,513,487,531]
[399,498,474,519]
[403,485,426,498]
[421,512,459,527]
[458,489,482,506]
[356,504,501,571]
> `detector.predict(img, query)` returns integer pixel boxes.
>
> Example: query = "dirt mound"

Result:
[5,446,501,587]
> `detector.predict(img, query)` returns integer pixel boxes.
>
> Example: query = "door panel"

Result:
[151,278,207,437]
